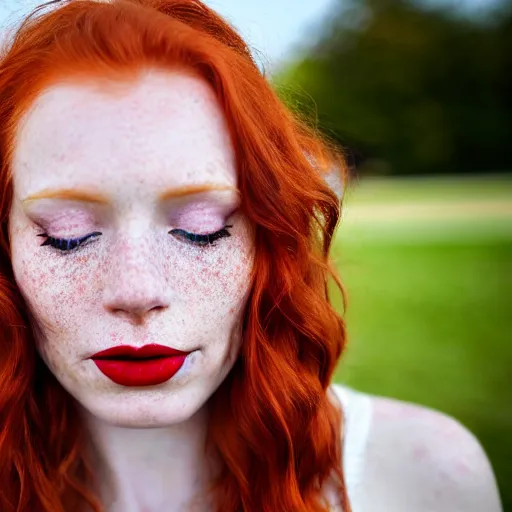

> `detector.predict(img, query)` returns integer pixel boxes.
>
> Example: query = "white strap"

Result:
[332,383,373,509]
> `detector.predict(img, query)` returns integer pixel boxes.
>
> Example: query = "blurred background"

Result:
[209,0,512,507]
[2,0,511,508]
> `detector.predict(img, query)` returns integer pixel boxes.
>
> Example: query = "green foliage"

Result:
[273,0,512,176]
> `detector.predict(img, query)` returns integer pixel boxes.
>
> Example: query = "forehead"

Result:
[11,68,237,197]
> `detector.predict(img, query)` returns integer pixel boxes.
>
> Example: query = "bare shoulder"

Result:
[356,392,503,512]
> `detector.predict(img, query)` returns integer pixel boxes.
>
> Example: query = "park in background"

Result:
[273,0,511,506]
[330,174,511,509]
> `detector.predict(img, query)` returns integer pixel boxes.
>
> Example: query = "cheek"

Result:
[13,251,62,318]
[11,255,79,374]
[187,250,251,308]
[21,262,89,314]
[163,226,254,314]
[10,230,95,346]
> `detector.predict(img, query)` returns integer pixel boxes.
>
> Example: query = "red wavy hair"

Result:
[0,1,351,511]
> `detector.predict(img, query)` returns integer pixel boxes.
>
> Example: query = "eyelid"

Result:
[167,200,240,224]
[37,231,102,251]
[169,225,233,246]
[37,225,233,253]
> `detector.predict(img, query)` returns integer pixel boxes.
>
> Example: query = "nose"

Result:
[102,234,170,325]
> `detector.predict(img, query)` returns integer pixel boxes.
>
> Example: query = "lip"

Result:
[91,344,189,359]
[90,344,191,387]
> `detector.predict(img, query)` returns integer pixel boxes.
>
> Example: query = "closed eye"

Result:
[169,225,232,247]
[36,225,233,253]
[37,231,102,252]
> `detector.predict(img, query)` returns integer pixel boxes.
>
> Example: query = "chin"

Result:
[53,351,236,428]
[75,385,210,428]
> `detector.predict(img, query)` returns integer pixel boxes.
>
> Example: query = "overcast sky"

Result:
[0,0,503,71]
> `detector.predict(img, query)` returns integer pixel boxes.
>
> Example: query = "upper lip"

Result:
[90,344,190,360]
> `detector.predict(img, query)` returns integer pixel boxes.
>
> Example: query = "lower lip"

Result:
[92,355,188,387]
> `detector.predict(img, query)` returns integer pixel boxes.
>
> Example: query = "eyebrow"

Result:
[21,184,239,204]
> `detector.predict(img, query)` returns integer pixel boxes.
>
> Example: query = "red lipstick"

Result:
[90,344,190,387]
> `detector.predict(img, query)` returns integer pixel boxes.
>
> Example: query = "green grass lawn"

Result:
[342,172,512,205]
[330,174,512,509]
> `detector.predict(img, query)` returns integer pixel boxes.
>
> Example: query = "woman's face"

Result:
[8,68,255,427]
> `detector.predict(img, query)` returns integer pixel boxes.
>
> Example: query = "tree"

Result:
[273,0,512,176]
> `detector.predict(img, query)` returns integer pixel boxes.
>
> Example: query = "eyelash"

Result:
[36,225,233,253]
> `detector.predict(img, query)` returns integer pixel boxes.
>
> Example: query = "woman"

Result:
[0,1,502,511]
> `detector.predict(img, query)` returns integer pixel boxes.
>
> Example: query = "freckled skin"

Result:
[8,68,255,428]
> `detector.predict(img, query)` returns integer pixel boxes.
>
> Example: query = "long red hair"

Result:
[0,1,351,510]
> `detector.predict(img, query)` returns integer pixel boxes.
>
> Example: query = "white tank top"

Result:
[327,383,373,511]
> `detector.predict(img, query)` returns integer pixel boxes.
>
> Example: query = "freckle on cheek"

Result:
[75,255,90,265]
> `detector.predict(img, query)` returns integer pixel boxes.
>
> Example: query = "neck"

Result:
[82,404,214,512]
